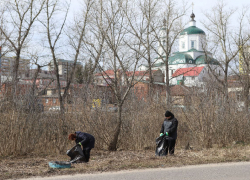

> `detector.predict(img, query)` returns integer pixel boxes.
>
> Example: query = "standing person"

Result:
[68,131,95,162]
[159,111,178,155]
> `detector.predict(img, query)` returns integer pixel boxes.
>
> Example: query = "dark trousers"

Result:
[165,139,176,155]
[83,149,91,162]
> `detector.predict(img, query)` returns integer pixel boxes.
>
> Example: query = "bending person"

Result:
[68,131,95,162]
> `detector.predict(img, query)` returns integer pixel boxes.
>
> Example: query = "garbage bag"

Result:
[155,135,169,156]
[66,144,86,163]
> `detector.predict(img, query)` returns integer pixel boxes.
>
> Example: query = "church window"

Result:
[191,40,195,48]
[182,42,185,49]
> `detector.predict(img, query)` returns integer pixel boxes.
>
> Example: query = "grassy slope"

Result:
[1,144,250,179]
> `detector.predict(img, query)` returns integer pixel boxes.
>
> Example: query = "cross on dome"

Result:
[190,12,195,21]
[190,2,195,21]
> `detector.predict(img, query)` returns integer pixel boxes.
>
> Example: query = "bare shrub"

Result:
[1,89,250,157]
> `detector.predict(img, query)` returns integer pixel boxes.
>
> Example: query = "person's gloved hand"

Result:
[160,133,164,136]
[78,142,82,146]
[166,132,169,136]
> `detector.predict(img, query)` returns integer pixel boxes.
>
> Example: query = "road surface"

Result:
[18,161,250,180]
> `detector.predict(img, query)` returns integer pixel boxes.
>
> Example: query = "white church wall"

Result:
[186,51,204,60]
[204,65,224,80]
[158,28,167,57]
[188,34,199,50]
[184,76,196,87]
[138,65,148,71]
[170,78,177,85]
[199,35,207,51]
[179,35,189,52]
[180,34,205,52]
[197,68,207,81]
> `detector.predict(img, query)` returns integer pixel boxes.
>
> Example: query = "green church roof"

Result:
[180,26,205,35]
[153,62,165,67]
[168,52,194,65]
[188,48,199,52]
[195,55,220,65]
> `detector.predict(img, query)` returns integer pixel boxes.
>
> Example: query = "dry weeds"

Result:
[1,144,250,180]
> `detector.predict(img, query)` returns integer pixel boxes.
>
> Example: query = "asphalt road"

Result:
[19,162,250,180]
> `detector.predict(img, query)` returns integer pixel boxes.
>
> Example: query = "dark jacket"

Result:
[75,131,95,150]
[160,114,178,140]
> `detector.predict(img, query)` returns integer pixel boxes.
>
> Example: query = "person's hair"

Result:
[165,111,173,118]
[68,133,76,140]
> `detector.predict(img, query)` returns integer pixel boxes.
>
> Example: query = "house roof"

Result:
[95,69,115,76]
[172,66,204,77]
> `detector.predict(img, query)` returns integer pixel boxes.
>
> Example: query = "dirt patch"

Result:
[1,145,250,180]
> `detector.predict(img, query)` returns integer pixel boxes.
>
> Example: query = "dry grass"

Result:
[1,92,250,179]
[1,92,250,155]
[1,144,250,180]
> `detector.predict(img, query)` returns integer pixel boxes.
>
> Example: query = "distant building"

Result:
[0,56,30,82]
[127,69,164,83]
[21,69,69,93]
[94,69,116,86]
[171,66,209,86]
[239,46,250,75]
[48,59,82,79]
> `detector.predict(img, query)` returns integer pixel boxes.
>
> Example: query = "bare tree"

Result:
[124,0,187,103]
[86,0,148,151]
[40,0,70,113]
[82,0,106,83]
[125,0,160,97]
[0,0,45,98]
[38,0,95,152]
[153,0,187,105]
[59,0,95,111]
[234,7,250,113]
[84,0,187,150]
[201,1,249,102]
[41,0,93,113]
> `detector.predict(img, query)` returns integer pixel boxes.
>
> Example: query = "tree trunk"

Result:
[108,103,122,151]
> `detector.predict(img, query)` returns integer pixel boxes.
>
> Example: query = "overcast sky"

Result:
[37,0,250,68]
[186,0,250,28]
[70,0,250,29]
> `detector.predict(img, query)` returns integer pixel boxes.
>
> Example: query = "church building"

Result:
[139,12,223,87]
